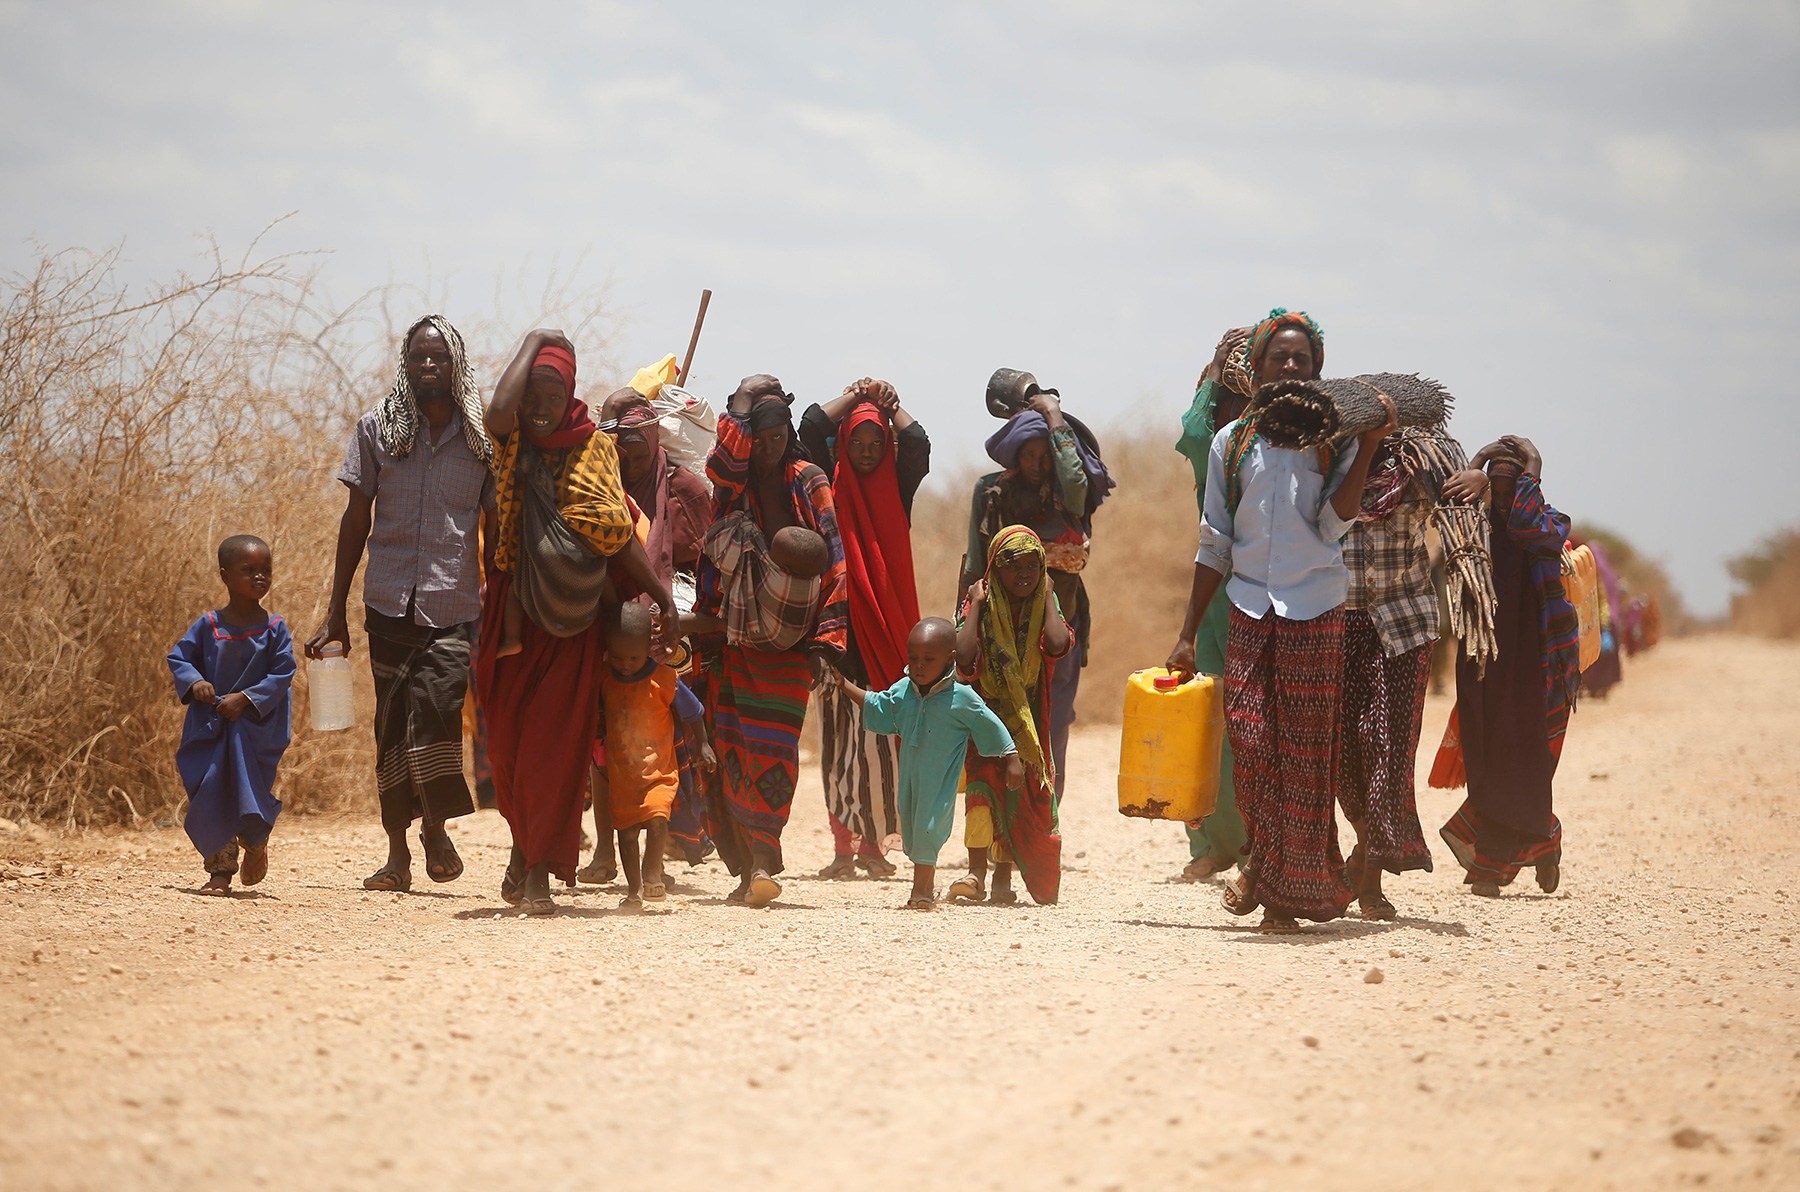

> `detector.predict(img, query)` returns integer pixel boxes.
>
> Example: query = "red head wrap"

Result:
[525,344,595,447]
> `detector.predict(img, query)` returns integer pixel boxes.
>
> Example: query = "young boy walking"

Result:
[1165,309,1395,933]
[596,602,716,908]
[829,618,1021,909]
[167,535,296,895]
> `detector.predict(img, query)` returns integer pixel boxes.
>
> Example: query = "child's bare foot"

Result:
[946,873,985,902]
[990,865,1018,905]
[201,873,232,896]
[1182,855,1229,881]
[817,855,857,880]
[496,636,523,659]
[239,843,268,887]
[744,869,781,908]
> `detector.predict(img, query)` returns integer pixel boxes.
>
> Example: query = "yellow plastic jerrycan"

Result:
[1118,668,1225,821]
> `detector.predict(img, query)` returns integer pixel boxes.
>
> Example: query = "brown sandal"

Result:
[239,844,268,887]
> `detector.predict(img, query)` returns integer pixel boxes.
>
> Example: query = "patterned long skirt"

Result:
[365,606,476,835]
[1225,605,1351,922]
[1336,610,1434,874]
[819,679,900,855]
[964,747,1061,905]
[705,644,812,876]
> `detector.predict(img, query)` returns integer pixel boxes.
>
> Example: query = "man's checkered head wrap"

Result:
[376,314,493,463]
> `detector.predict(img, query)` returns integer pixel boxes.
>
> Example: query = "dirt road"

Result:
[2,635,1796,1191]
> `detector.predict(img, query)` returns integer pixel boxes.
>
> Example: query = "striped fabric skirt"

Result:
[818,679,901,855]
[1225,605,1352,922]
[365,606,476,835]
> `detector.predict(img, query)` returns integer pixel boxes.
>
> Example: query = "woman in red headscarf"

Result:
[797,378,930,879]
[475,328,675,916]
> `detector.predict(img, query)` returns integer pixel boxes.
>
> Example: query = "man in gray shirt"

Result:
[305,315,495,892]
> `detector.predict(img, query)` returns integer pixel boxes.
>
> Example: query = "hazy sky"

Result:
[4,0,1797,613]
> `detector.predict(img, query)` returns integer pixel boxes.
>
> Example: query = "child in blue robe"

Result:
[166,535,295,894]
[832,617,1020,909]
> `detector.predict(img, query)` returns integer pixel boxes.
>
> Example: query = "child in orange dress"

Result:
[597,602,716,907]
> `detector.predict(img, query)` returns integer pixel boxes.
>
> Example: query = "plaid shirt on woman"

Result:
[1344,479,1439,658]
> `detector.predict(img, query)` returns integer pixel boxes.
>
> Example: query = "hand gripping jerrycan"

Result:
[1118,668,1225,821]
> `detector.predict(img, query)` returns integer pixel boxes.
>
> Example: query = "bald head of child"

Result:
[769,526,829,579]
[907,617,957,689]
[217,534,272,617]
[608,601,655,679]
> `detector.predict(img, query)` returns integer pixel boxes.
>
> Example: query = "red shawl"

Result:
[834,402,919,689]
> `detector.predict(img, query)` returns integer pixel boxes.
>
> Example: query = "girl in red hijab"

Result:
[796,378,931,878]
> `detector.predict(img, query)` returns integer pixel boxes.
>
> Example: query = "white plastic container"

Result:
[308,644,356,732]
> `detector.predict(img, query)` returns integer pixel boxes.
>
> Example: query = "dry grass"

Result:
[908,420,1200,725]
[0,236,616,830]
[1729,527,1800,639]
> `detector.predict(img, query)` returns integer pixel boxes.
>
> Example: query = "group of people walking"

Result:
[166,306,1582,933]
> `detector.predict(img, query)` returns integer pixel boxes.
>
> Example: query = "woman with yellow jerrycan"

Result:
[1118,669,1226,826]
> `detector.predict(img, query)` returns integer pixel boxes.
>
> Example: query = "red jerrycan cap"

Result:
[1152,673,1182,691]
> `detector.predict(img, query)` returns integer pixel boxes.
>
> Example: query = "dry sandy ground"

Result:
[1,634,1797,1192]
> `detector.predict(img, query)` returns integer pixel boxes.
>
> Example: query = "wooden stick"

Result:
[677,289,712,387]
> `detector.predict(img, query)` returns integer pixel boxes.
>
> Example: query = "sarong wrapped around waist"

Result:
[365,606,475,832]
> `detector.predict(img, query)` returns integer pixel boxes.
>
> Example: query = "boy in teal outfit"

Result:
[1172,327,1254,879]
[832,617,1022,910]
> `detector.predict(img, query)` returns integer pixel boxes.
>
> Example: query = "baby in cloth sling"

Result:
[687,512,829,650]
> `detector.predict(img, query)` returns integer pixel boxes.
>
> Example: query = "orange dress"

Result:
[599,662,693,829]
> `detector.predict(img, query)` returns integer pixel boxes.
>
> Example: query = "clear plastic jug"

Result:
[308,644,356,732]
[1118,668,1225,821]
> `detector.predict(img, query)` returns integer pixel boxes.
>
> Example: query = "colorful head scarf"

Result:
[834,401,919,689]
[976,526,1052,784]
[1246,307,1324,382]
[525,344,596,448]
[377,314,493,463]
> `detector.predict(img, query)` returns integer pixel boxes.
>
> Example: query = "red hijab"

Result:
[834,402,919,689]
[525,344,596,448]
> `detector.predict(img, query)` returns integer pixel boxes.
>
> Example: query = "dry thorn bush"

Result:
[0,235,618,831]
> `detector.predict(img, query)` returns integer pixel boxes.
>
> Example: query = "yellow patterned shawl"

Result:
[493,429,634,571]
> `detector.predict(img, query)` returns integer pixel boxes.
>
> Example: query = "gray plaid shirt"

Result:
[338,410,495,628]
[1343,480,1438,658]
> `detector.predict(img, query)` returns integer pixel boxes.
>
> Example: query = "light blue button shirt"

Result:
[1194,422,1358,622]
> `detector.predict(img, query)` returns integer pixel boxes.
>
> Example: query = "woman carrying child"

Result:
[474,329,676,916]
[947,526,1071,906]
[694,375,847,908]
[797,377,930,880]
[1433,436,1578,896]
[962,381,1112,796]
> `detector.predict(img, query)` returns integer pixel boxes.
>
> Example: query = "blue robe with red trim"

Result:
[167,611,295,858]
